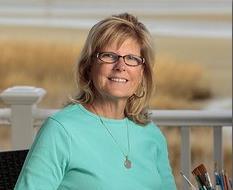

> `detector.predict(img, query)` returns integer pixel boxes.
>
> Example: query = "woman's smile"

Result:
[108,77,128,83]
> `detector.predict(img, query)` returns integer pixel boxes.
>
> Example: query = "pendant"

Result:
[124,156,132,169]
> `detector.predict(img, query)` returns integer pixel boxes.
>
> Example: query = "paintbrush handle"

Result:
[180,171,197,190]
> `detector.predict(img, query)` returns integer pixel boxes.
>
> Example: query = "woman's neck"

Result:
[84,99,127,119]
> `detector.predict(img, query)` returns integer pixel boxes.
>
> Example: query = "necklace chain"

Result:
[99,118,130,157]
[91,105,132,169]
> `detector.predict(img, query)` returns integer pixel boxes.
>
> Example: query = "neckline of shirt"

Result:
[78,103,129,125]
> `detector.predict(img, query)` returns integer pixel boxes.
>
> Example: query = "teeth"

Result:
[109,78,127,83]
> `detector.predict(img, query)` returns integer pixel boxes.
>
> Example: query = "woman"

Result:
[15,13,177,190]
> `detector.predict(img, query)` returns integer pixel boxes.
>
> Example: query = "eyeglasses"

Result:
[96,52,145,67]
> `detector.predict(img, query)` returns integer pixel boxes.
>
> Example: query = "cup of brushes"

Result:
[180,163,232,190]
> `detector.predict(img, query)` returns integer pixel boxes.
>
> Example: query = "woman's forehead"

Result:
[101,37,140,52]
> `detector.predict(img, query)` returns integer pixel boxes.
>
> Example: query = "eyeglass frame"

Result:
[96,52,145,67]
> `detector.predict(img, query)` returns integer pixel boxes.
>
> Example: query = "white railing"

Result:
[0,86,232,190]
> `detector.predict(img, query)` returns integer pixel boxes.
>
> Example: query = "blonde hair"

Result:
[71,13,155,125]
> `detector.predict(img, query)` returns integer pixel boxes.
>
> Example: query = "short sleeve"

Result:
[14,117,71,190]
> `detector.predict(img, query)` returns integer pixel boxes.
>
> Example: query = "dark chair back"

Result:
[0,149,29,190]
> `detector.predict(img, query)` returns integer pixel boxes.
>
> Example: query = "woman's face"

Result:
[90,38,144,102]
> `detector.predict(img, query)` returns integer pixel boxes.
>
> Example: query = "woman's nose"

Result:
[113,57,126,71]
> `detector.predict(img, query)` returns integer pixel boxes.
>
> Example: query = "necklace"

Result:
[91,105,132,169]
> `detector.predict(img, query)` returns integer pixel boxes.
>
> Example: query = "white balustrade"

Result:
[0,86,46,150]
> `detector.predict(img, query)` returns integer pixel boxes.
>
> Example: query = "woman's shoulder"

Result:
[142,121,167,143]
[44,103,83,128]
[50,103,83,120]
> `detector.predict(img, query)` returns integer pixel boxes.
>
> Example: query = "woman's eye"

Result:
[127,55,136,60]
[104,53,115,58]
[108,54,115,58]
[129,55,134,60]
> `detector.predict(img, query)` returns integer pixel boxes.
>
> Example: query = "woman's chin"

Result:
[103,91,132,100]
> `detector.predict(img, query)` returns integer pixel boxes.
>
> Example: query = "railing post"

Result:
[181,126,191,190]
[213,126,223,171]
[0,86,46,150]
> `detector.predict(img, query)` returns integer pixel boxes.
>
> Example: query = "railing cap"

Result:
[0,86,46,105]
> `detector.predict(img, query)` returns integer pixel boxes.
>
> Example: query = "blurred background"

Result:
[0,0,232,188]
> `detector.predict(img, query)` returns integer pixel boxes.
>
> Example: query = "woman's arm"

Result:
[14,117,71,190]
[157,131,177,190]
[152,123,177,190]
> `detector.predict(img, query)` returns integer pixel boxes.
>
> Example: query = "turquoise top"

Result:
[15,104,177,190]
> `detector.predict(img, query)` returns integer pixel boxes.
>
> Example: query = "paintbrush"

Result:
[180,171,197,190]
[198,164,213,188]
[192,165,206,188]
[192,164,214,190]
